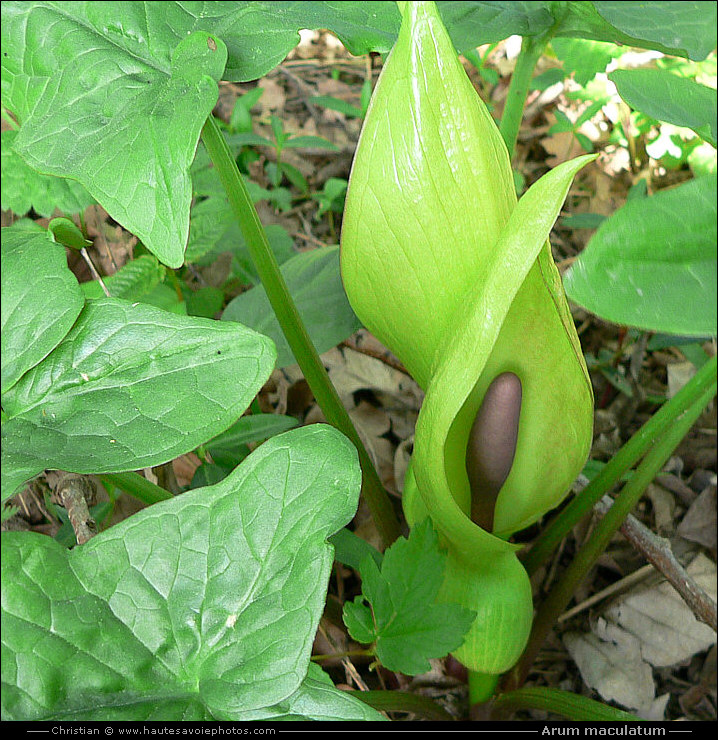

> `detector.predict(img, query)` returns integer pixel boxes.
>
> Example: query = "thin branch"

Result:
[595,495,717,632]
[506,379,716,690]
[558,563,655,623]
[341,337,410,376]
[317,621,371,693]
[56,474,97,545]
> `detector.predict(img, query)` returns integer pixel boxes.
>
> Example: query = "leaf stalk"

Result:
[499,34,548,160]
[200,115,401,547]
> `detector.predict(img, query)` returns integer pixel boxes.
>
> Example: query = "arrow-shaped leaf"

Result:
[1,425,381,721]
[1,297,276,502]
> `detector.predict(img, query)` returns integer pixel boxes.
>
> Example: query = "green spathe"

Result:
[341,1,594,673]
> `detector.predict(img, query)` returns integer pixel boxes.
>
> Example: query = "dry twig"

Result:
[55,474,98,545]
[595,495,717,632]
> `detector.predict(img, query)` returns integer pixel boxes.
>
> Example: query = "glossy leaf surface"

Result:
[564,176,717,337]
[343,519,475,675]
[1,222,84,393]
[610,68,717,147]
[2,5,227,267]
[1,425,382,721]
[1,297,275,502]
[4,1,710,267]
[1,130,95,217]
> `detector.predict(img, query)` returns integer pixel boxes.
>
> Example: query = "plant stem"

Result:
[167,268,185,302]
[499,35,547,160]
[99,472,173,506]
[310,649,372,661]
[468,670,500,705]
[492,687,643,721]
[522,355,718,576]
[507,378,716,689]
[349,689,455,721]
[200,115,401,547]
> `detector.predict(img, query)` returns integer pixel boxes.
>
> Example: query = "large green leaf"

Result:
[316,2,715,59]
[1,425,382,721]
[1,130,95,217]
[2,5,228,268]
[1,297,276,502]
[1,222,84,394]
[434,1,715,58]
[222,246,361,368]
[5,2,708,274]
[564,176,717,337]
[610,68,717,147]
[236,664,385,721]
[593,1,716,60]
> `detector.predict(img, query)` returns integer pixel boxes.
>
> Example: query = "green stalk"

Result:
[522,355,717,576]
[492,687,643,721]
[508,378,716,689]
[99,471,173,506]
[468,670,499,705]
[200,115,401,547]
[498,35,547,160]
[349,689,454,721]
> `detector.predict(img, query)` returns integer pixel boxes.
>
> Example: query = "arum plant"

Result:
[341,0,595,695]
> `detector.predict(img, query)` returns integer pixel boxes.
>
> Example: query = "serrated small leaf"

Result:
[358,554,394,632]
[1,425,377,720]
[185,196,290,269]
[185,196,237,264]
[81,256,165,301]
[345,519,475,675]
[341,599,377,646]
[380,518,445,611]
[376,606,474,676]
